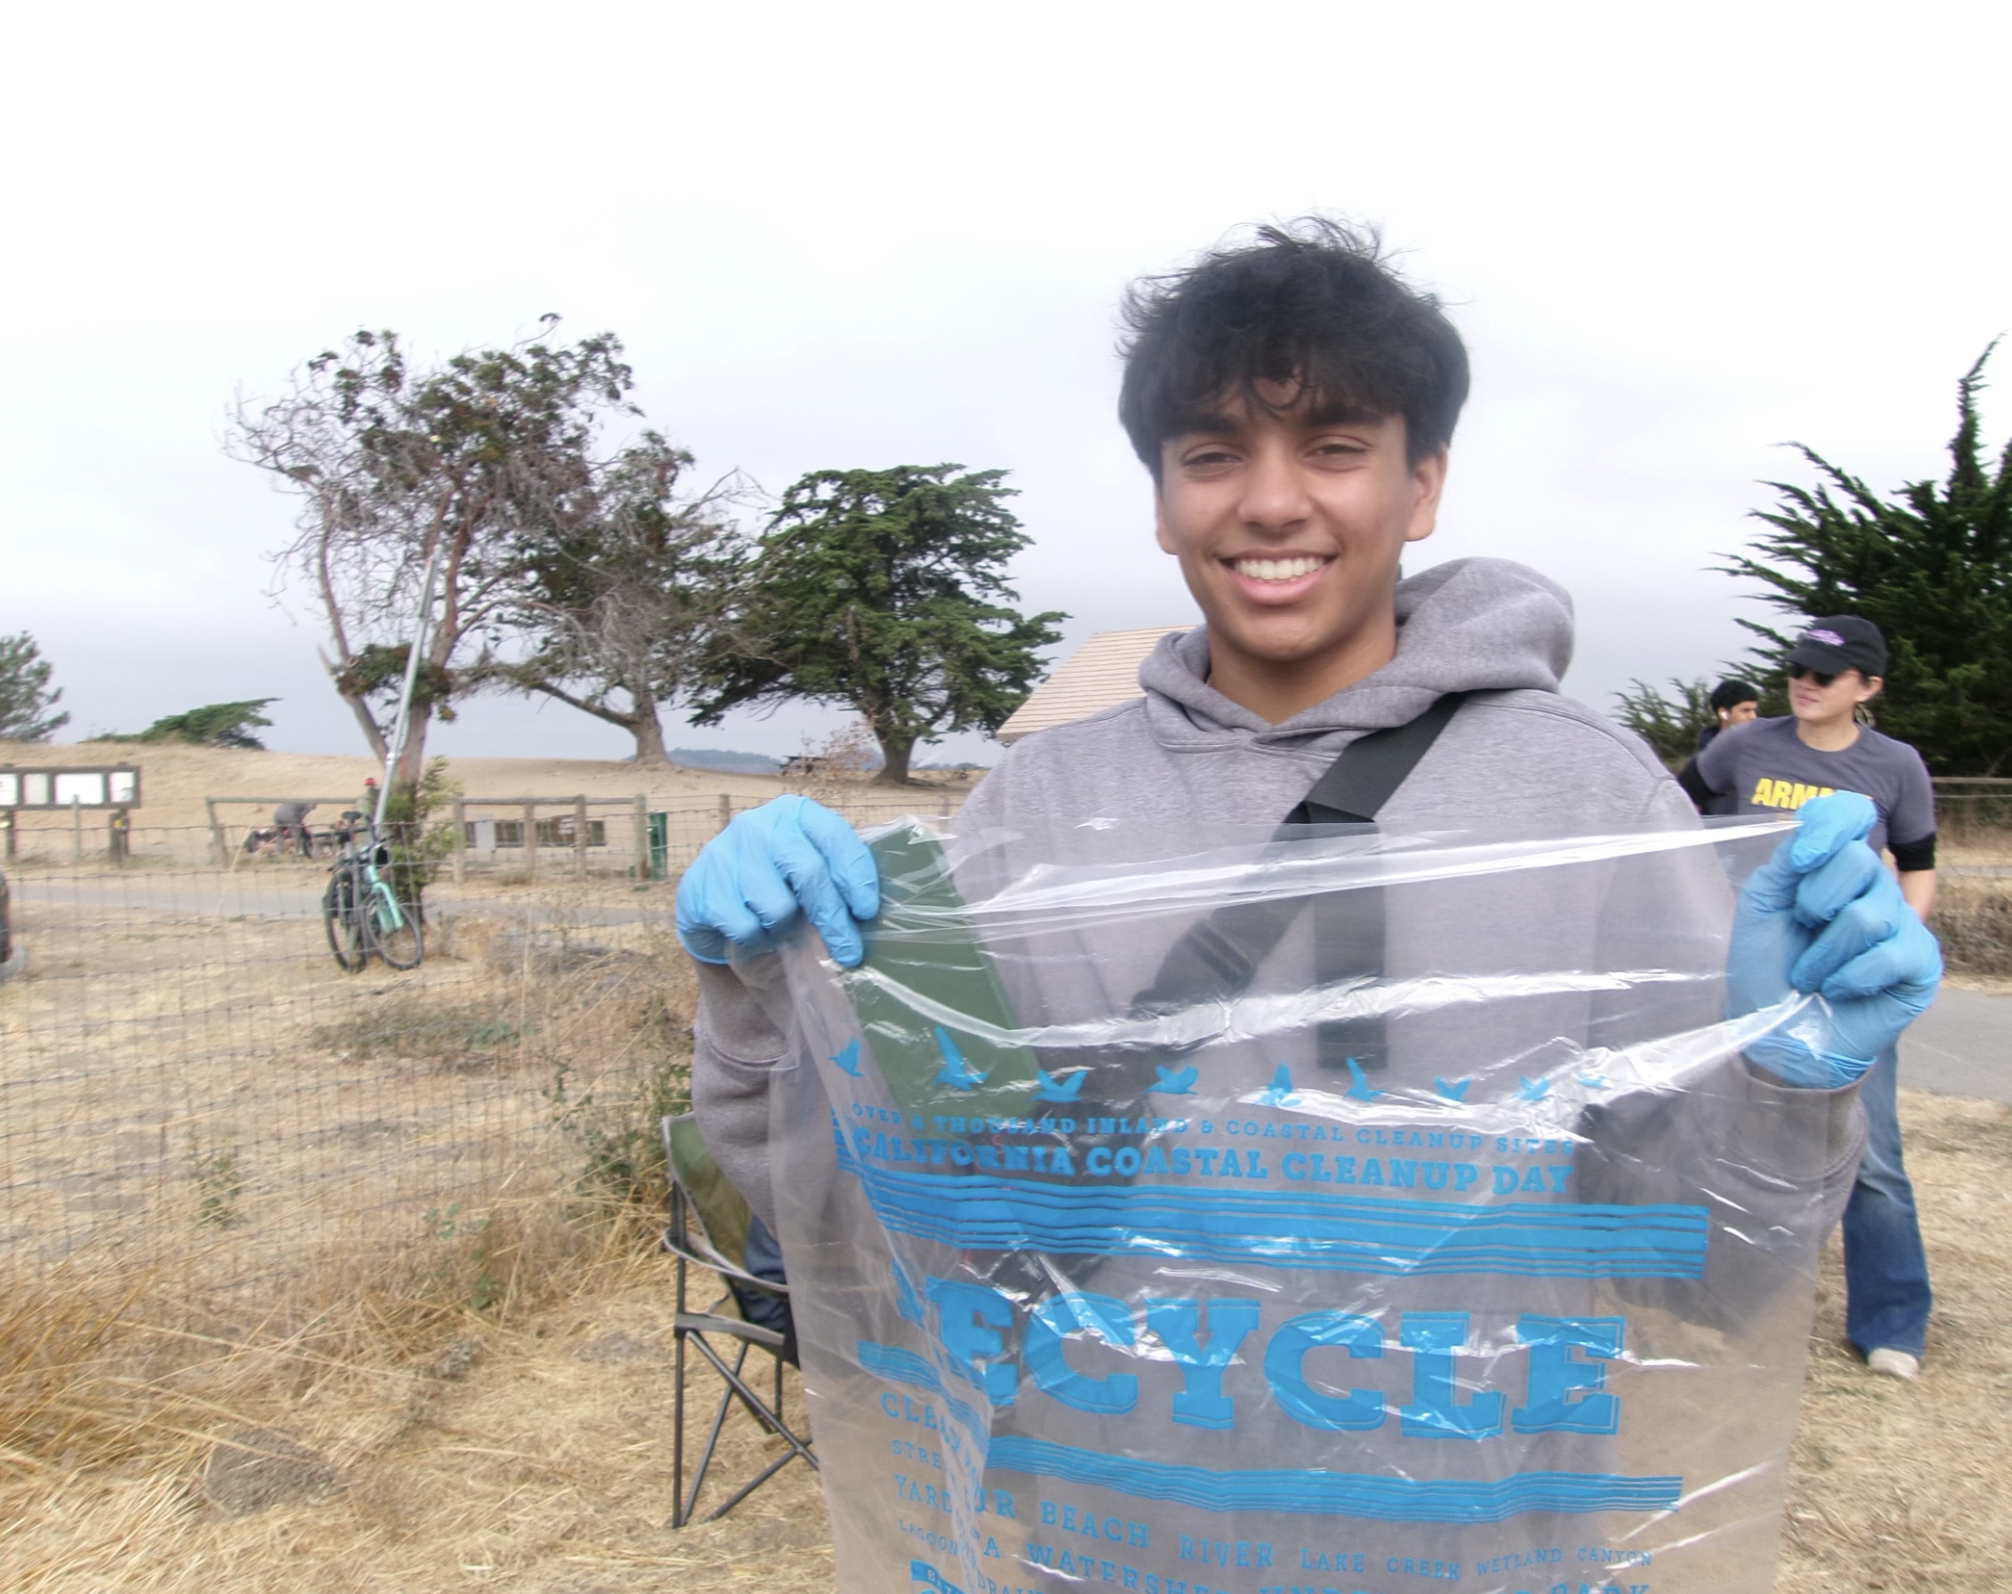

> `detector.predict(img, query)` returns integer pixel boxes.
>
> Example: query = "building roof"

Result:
[994,625,1192,743]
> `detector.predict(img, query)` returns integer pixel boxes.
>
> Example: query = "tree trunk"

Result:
[872,731,918,786]
[630,701,672,767]
[391,700,434,796]
[323,653,390,759]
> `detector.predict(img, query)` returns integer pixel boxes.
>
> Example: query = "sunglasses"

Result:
[1787,663,1839,687]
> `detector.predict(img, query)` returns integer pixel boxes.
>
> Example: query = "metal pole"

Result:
[374,531,449,834]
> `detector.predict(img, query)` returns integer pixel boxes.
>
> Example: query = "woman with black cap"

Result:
[1682,616,1938,1382]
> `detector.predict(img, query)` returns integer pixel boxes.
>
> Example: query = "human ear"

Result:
[1403,447,1449,544]
[1153,488,1178,556]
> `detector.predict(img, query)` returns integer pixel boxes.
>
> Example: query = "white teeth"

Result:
[1233,556,1326,582]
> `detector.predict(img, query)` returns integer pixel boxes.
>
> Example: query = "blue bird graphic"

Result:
[1036,1068,1087,1103]
[1574,1070,1610,1092]
[829,1039,862,1077]
[932,1025,988,1091]
[1343,1057,1381,1101]
[1517,1075,1552,1102]
[1151,1064,1198,1095]
[1433,1076,1471,1102]
[1258,1064,1301,1107]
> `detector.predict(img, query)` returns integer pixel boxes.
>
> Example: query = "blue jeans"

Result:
[1842,1046,1932,1358]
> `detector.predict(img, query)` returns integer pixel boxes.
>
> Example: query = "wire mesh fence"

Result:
[0,792,964,1306]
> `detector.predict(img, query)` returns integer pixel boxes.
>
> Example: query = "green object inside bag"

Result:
[837,820,1041,1121]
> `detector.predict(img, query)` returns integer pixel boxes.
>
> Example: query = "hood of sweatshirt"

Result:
[1136,556,1575,753]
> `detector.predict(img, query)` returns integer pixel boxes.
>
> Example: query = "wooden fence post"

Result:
[523,801,538,882]
[632,793,648,880]
[205,798,225,865]
[574,794,588,877]
[717,793,732,833]
[71,797,81,862]
[451,796,466,884]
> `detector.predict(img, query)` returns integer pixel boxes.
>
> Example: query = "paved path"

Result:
[1904,988,2012,1103]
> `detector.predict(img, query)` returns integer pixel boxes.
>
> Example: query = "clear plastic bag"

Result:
[751,815,1847,1594]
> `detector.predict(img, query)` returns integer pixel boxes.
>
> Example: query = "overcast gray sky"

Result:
[4,2,2008,766]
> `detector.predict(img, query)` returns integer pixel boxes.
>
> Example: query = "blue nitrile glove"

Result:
[675,795,880,967]
[1727,791,1942,1088]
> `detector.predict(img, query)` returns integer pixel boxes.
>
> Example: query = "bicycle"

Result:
[322,811,423,972]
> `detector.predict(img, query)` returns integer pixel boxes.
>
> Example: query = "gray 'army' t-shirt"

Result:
[1694,715,1935,861]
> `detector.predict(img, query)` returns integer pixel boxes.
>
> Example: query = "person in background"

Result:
[1699,678,1759,751]
[1681,616,1938,1380]
[271,800,316,857]
[1682,679,1760,815]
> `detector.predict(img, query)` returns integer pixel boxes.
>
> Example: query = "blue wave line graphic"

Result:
[991,1438,1682,1523]
[857,1341,987,1452]
[858,1341,942,1390]
[836,1150,1708,1279]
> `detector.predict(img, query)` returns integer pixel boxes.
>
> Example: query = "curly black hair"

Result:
[1117,217,1469,475]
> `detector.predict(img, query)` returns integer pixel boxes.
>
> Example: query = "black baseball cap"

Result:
[1787,615,1886,678]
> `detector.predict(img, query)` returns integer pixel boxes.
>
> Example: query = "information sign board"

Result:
[0,765,142,809]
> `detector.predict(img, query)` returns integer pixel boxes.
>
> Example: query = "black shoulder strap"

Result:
[1287,691,1471,826]
[1127,691,1473,1025]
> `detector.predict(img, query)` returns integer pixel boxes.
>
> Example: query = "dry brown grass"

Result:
[1931,873,2012,977]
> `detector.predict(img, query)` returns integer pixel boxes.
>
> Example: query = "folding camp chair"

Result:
[660,1113,817,1526]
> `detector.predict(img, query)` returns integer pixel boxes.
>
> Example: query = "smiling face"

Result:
[1153,384,1446,723]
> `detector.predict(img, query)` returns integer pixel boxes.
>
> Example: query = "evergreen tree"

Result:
[1722,345,2012,774]
[1610,677,1715,768]
[693,465,1065,784]
[0,631,69,742]
[111,700,276,749]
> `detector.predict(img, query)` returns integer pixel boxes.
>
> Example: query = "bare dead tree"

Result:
[228,322,648,791]
[499,439,752,765]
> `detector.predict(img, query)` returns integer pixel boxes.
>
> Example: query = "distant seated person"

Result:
[271,801,316,855]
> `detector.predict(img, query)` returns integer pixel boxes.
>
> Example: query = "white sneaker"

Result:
[1866,1348,1921,1380]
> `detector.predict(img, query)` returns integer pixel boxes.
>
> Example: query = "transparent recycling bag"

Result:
[744,815,1856,1594]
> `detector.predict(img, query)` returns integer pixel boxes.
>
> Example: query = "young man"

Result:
[672,220,1941,1592]
[1701,678,1759,749]
[1682,679,1758,814]
[1683,617,1938,1378]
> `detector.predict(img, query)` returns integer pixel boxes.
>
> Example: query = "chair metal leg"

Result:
[672,1255,690,1528]
[681,1340,752,1527]
[686,1331,819,1473]
[701,1444,801,1523]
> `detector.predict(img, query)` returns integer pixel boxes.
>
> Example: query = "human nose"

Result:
[1235,444,1312,535]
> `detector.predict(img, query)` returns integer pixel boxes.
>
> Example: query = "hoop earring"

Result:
[1855,703,1876,728]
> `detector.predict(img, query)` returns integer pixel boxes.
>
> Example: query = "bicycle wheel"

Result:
[323,871,367,972]
[365,881,424,969]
